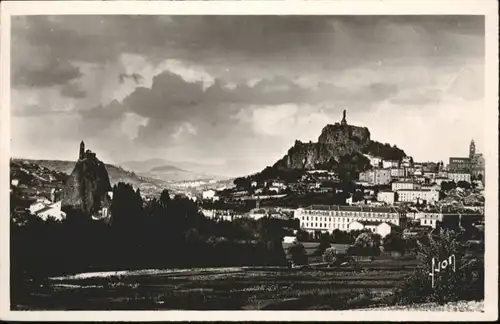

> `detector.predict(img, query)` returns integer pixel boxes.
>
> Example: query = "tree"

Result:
[440,181,456,192]
[159,189,170,208]
[391,229,484,305]
[287,242,308,265]
[352,190,364,202]
[457,180,471,190]
[315,233,331,256]
[382,232,405,254]
[351,232,381,256]
[354,232,381,249]
[296,229,310,242]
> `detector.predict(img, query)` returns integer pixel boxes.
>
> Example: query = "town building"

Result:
[377,190,396,205]
[447,172,472,183]
[438,170,449,178]
[202,189,217,200]
[201,209,243,222]
[392,181,421,192]
[390,168,406,178]
[413,162,423,170]
[348,221,398,238]
[423,171,437,179]
[294,205,407,233]
[414,207,482,229]
[469,139,485,180]
[434,177,451,186]
[29,198,53,214]
[397,189,439,204]
[269,180,287,191]
[382,160,399,169]
[448,157,471,173]
[34,201,66,221]
[422,183,440,191]
[401,156,413,168]
[355,180,372,187]
[363,154,383,168]
[413,176,428,184]
[359,169,391,185]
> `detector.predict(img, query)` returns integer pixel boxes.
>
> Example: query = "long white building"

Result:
[447,172,472,183]
[294,204,407,233]
[397,189,439,204]
[392,181,421,192]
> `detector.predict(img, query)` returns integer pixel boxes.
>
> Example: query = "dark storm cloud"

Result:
[12,58,83,88]
[60,83,87,98]
[79,69,401,133]
[11,15,486,167]
[12,15,484,90]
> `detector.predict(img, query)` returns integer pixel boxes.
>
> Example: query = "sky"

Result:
[11,15,485,177]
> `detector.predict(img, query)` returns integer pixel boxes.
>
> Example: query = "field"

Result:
[12,255,421,310]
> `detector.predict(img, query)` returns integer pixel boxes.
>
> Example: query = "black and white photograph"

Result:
[0,0,498,321]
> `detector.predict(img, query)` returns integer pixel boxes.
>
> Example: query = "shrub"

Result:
[351,232,381,256]
[391,229,484,305]
[322,247,337,263]
[287,242,308,265]
[314,234,331,256]
[382,232,405,254]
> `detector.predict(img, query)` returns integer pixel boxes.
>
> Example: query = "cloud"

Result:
[10,15,486,174]
[13,59,83,88]
[60,83,87,98]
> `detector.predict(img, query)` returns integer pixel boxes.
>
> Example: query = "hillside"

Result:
[272,111,406,172]
[12,158,172,197]
[10,159,68,188]
[241,111,407,184]
[273,111,406,171]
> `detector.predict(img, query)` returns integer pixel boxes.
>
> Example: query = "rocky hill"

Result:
[273,111,406,172]
[60,144,113,216]
[18,158,172,197]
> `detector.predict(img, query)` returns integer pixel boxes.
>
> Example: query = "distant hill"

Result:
[121,159,230,183]
[150,165,185,172]
[10,159,68,188]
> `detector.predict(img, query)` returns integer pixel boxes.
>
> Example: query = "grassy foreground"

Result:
[13,257,420,310]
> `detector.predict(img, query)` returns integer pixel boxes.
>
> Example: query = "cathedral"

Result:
[448,139,485,182]
[469,139,485,181]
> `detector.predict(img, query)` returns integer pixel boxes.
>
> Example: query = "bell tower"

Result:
[469,139,475,159]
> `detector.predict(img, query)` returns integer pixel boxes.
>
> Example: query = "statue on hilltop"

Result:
[341,109,347,126]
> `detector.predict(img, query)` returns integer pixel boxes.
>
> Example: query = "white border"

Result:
[0,0,498,321]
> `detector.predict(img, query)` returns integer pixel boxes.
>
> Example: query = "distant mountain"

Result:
[120,158,169,173]
[121,159,231,182]
[150,165,185,172]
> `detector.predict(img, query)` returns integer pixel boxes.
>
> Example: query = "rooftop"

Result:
[302,204,401,213]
